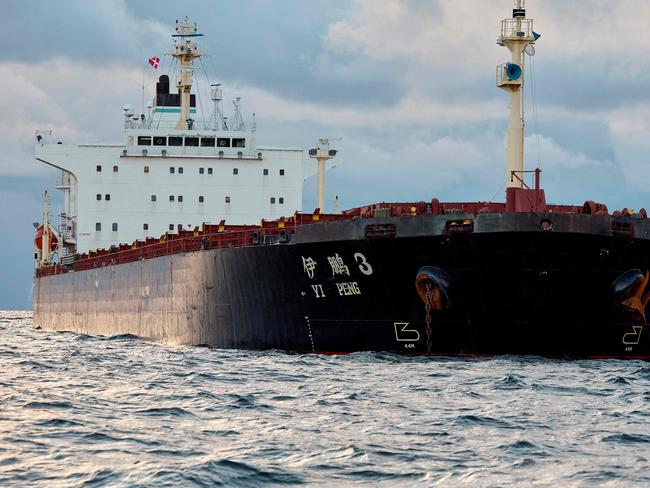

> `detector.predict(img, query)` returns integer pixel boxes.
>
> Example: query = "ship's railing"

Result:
[36,199,500,278]
[125,117,252,132]
[500,18,533,39]
[149,119,249,131]
[55,174,70,190]
[37,197,615,278]
[36,265,64,277]
[34,211,352,278]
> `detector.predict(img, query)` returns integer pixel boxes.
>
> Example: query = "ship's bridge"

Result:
[123,129,258,160]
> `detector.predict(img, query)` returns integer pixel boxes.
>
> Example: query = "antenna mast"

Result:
[496,0,540,190]
[169,17,204,130]
[231,97,245,132]
[41,191,51,266]
[210,84,226,130]
[309,139,337,212]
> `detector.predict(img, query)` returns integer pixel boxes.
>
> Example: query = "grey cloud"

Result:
[123,0,404,106]
[3,0,168,65]
[530,116,615,165]
[532,60,650,112]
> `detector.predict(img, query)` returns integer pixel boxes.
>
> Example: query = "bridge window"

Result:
[177,224,183,231]
[279,197,284,204]
[280,169,285,176]
[137,136,152,146]
[96,165,102,172]
[105,194,110,201]
[178,195,183,203]
[217,138,230,148]
[144,166,150,173]
[178,167,183,174]
[96,194,101,201]
[263,169,269,176]
[170,167,175,174]
[153,136,167,146]
[168,136,182,146]
[112,223,118,232]
[169,224,174,231]
[199,196,204,203]
[169,195,175,202]
[151,195,157,202]
[95,223,101,231]
[208,168,213,175]
[233,168,238,175]
[143,223,149,231]
[113,165,118,172]
[270,197,276,204]
[225,196,231,203]
[201,137,215,147]
[185,137,199,147]
[232,138,246,148]
[199,167,204,175]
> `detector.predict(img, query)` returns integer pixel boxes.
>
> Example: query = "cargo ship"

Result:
[32,3,650,359]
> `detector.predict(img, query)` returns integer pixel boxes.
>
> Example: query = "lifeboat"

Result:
[34,225,59,252]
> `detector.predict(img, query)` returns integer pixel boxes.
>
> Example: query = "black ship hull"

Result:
[33,213,650,359]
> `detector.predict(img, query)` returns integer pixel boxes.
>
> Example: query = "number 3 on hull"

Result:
[354,253,373,276]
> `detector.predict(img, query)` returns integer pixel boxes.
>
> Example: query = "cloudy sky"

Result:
[2,0,650,309]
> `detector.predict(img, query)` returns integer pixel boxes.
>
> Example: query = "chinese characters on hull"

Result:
[301,252,372,299]
[302,257,317,279]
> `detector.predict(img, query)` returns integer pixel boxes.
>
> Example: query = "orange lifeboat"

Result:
[34,225,59,252]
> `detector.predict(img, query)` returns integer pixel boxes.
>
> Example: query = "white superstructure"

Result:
[35,18,311,256]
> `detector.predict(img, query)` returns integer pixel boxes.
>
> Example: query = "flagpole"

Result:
[141,46,146,115]
[141,58,145,115]
[144,55,160,120]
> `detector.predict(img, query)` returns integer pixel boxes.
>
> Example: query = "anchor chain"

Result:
[424,282,433,355]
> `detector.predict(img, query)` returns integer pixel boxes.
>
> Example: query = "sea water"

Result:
[1,310,649,486]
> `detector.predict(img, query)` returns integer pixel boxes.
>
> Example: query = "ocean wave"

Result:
[1,315,649,487]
